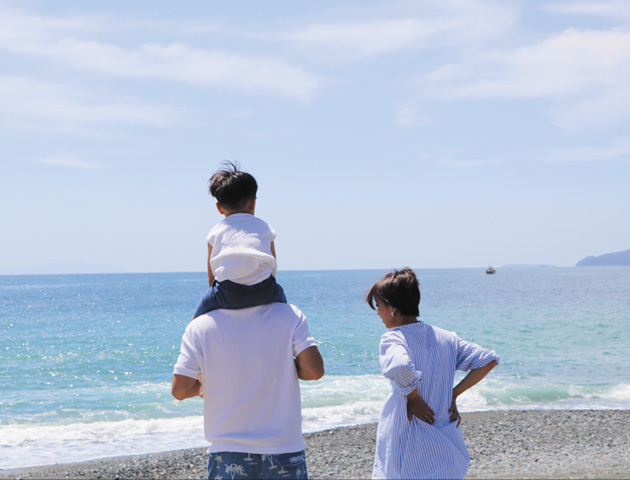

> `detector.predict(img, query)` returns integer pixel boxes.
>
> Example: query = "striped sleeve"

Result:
[455,337,500,371]
[379,331,422,395]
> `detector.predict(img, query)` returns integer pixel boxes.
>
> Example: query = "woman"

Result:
[367,268,499,479]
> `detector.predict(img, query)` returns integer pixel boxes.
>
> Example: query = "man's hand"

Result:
[171,374,203,401]
[406,389,435,424]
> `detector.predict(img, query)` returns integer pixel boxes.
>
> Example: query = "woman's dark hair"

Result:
[208,161,258,210]
[366,267,420,317]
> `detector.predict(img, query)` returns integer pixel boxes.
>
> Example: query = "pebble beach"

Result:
[2,410,629,479]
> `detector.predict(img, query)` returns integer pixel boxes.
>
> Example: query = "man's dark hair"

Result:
[366,267,420,317]
[208,161,258,210]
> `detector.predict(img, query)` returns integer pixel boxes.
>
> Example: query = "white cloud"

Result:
[283,1,518,59]
[0,75,171,128]
[544,1,630,21]
[0,5,103,44]
[395,101,431,127]
[286,19,450,58]
[436,157,490,168]
[553,86,630,131]
[539,141,630,162]
[16,39,322,101]
[231,109,254,118]
[416,28,630,130]
[132,43,322,101]
[425,29,630,99]
[39,152,100,169]
[0,6,323,102]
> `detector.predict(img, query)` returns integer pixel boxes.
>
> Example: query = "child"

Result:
[366,268,499,479]
[192,161,286,319]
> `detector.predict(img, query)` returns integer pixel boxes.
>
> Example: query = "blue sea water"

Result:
[1,267,629,469]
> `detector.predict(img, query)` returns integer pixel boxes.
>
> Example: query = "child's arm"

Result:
[449,360,498,426]
[270,241,277,259]
[206,244,215,288]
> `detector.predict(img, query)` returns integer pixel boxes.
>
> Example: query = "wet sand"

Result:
[2,410,628,479]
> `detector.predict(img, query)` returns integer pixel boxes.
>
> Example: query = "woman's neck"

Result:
[398,315,419,326]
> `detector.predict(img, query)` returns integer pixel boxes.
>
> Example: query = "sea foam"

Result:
[2,377,629,469]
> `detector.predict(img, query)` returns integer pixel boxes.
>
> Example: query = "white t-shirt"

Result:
[206,213,277,285]
[173,303,316,454]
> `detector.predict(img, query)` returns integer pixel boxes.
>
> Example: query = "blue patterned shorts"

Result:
[207,450,307,479]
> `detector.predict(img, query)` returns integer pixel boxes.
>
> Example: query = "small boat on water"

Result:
[486,266,496,274]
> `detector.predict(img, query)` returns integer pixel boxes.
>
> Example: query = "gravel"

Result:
[2,410,628,479]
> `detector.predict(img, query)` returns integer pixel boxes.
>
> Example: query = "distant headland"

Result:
[576,249,630,266]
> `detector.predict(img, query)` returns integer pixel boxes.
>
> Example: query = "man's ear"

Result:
[216,202,225,215]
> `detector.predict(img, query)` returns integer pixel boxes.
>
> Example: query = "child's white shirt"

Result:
[206,213,277,285]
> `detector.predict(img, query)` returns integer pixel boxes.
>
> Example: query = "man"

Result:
[172,302,324,479]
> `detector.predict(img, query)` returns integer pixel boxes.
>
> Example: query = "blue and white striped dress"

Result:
[373,321,500,480]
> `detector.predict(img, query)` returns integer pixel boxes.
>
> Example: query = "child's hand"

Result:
[449,396,461,427]
[406,389,435,424]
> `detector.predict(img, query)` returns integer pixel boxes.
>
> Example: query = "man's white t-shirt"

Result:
[206,213,277,285]
[173,303,316,454]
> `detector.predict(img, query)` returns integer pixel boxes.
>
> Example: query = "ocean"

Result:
[1,267,629,469]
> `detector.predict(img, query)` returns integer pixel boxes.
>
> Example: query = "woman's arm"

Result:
[407,388,435,424]
[380,334,421,394]
[450,360,498,426]
[453,359,498,398]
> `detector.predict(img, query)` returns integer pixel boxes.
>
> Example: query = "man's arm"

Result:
[295,346,324,380]
[172,374,202,401]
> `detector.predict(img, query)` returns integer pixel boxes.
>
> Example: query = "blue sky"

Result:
[1,0,629,274]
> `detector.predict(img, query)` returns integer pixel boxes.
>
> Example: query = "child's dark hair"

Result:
[366,267,420,317]
[208,161,258,210]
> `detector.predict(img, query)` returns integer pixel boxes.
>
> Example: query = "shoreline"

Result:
[2,410,629,479]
